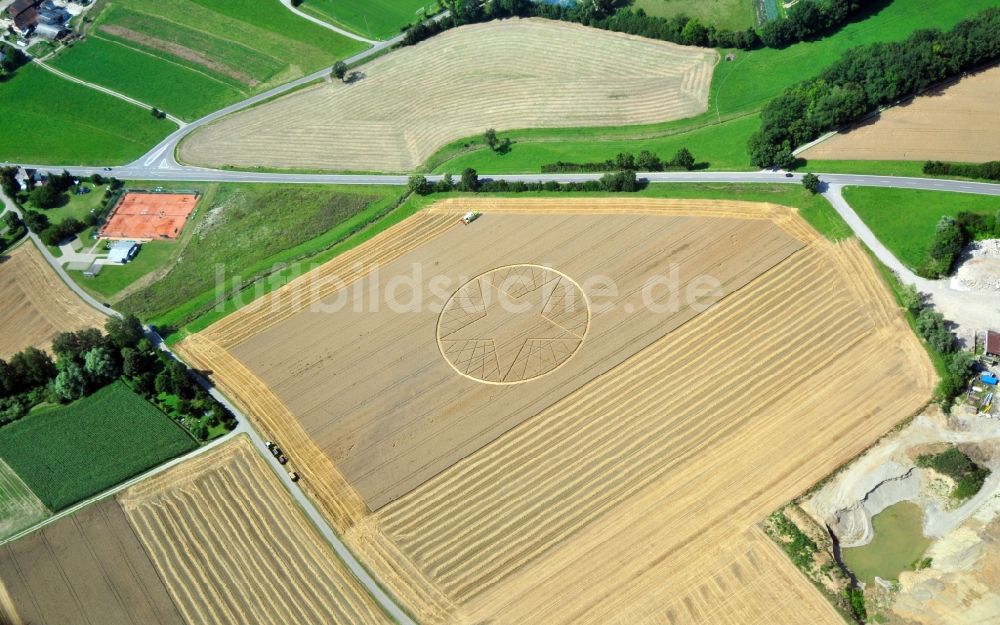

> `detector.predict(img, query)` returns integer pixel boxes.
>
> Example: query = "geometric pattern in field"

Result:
[183,198,936,625]
[117,437,391,625]
[100,192,199,241]
[438,265,589,384]
[180,18,718,172]
[217,201,804,510]
[0,243,106,359]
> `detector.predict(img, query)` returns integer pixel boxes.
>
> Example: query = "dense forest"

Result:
[749,7,1000,168]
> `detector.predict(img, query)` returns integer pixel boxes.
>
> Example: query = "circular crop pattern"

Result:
[437,265,590,385]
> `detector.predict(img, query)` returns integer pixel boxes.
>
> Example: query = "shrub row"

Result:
[541,149,694,173]
[749,7,1000,168]
[408,168,643,195]
[924,160,1000,181]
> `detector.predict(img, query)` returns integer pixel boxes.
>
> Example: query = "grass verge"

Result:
[844,186,1000,270]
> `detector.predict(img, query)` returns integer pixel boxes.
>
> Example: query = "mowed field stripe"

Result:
[118,439,391,625]
[180,18,717,172]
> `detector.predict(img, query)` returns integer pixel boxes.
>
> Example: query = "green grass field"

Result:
[0,381,196,511]
[427,0,997,174]
[843,501,931,584]
[844,186,1000,270]
[300,0,436,40]
[47,0,367,121]
[109,184,401,330]
[633,0,755,31]
[0,459,50,541]
[0,63,173,165]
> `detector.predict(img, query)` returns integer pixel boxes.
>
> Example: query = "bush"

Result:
[917,446,990,501]
[844,587,867,622]
[29,182,65,209]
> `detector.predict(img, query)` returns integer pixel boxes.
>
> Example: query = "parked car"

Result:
[288,472,300,482]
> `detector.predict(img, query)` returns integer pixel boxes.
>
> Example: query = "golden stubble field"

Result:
[179,18,718,172]
[0,244,105,359]
[801,65,1000,162]
[178,198,936,624]
[0,437,392,625]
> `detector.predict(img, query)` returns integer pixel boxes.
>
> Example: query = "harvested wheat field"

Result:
[117,437,391,625]
[179,18,717,172]
[802,65,1000,162]
[179,198,935,624]
[0,244,105,359]
[0,498,185,625]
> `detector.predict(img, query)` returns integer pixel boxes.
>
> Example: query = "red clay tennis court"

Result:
[100,192,199,241]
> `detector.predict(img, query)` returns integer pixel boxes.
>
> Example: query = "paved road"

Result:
[33,60,188,127]
[5,165,999,197]
[278,0,378,44]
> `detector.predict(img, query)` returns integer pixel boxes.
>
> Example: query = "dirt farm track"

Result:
[179,18,717,172]
[177,198,937,625]
[0,243,105,359]
[802,65,1000,162]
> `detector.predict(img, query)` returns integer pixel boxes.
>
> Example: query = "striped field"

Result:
[181,198,935,624]
[180,18,717,172]
[118,437,390,625]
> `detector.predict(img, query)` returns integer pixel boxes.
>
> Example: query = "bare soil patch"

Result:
[179,18,717,172]
[0,244,105,359]
[0,499,185,625]
[100,24,259,86]
[182,198,935,624]
[802,66,1000,162]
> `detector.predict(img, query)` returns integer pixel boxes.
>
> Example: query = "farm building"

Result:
[106,240,138,264]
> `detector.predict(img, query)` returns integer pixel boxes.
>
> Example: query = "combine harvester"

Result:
[460,211,482,225]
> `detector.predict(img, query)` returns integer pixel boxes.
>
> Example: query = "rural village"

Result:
[0,1,998,624]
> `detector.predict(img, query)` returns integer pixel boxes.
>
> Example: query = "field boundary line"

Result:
[32,60,188,126]
[277,0,379,44]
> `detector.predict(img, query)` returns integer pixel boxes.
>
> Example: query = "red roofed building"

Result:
[5,0,40,35]
[987,331,1000,359]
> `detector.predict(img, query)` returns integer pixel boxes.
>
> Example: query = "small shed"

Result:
[83,261,102,278]
[987,331,1000,359]
[107,240,139,264]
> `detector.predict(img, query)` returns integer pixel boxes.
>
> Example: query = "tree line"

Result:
[408,167,643,196]
[898,283,975,409]
[541,148,695,173]
[0,315,235,440]
[749,7,1000,168]
[923,160,1000,181]
[403,0,882,51]
[0,168,124,247]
